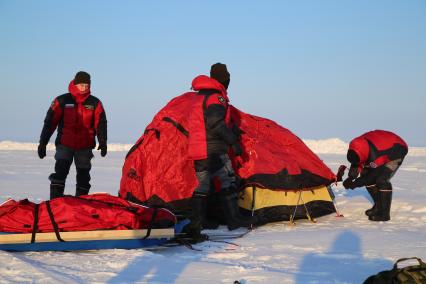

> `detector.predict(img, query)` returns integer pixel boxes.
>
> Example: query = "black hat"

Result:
[74,71,91,85]
[347,149,360,165]
[210,63,230,88]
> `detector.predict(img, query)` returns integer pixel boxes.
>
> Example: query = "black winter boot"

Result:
[76,186,90,196]
[202,216,220,230]
[220,190,257,230]
[369,190,392,222]
[50,183,65,199]
[365,186,379,216]
[182,194,209,243]
[203,194,220,229]
[76,168,91,193]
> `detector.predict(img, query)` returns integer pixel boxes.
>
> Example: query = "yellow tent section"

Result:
[238,185,336,223]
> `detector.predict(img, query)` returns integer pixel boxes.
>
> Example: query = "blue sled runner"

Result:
[0,221,187,252]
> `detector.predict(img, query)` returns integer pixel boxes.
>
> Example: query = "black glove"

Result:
[348,165,359,179]
[336,165,347,181]
[38,143,46,159]
[97,144,107,157]
[232,143,243,156]
[343,178,355,190]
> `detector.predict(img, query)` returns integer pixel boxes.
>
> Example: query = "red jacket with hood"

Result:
[39,80,107,150]
[187,75,237,160]
[348,130,408,169]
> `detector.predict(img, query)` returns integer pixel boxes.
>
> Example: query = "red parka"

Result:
[349,130,408,169]
[187,75,235,160]
[39,80,107,150]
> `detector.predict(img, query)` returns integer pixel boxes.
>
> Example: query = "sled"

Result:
[0,193,183,251]
[0,226,180,252]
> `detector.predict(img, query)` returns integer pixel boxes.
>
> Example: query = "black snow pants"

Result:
[49,144,94,191]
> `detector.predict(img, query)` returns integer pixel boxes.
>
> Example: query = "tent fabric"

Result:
[0,193,176,234]
[230,107,336,189]
[120,93,198,211]
[119,92,337,216]
[238,186,336,222]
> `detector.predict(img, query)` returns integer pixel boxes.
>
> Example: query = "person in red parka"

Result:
[38,71,107,199]
[183,63,255,241]
[342,130,408,221]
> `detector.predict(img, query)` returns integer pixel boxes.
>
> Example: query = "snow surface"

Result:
[2,139,426,156]
[1,145,426,283]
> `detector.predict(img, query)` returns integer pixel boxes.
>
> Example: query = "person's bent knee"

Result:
[376,180,392,190]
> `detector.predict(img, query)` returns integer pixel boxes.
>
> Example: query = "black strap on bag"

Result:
[393,257,426,283]
[143,207,158,240]
[364,257,426,284]
[30,204,40,243]
[393,257,426,269]
[45,201,65,242]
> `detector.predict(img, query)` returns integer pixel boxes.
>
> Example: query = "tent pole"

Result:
[289,190,302,225]
[299,191,317,223]
[328,186,344,217]
[251,186,256,229]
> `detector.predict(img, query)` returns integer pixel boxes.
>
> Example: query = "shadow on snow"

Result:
[295,230,392,283]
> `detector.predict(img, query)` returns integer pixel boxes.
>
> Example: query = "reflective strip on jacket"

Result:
[39,80,107,150]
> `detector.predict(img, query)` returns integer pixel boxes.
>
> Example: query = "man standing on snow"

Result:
[38,71,107,199]
[342,130,408,221]
[183,63,256,241]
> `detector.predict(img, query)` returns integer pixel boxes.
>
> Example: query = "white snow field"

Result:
[0,140,425,284]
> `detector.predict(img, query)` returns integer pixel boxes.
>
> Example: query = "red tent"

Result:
[119,92,336,218]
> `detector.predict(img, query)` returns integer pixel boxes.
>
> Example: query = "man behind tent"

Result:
[183,63,256,241]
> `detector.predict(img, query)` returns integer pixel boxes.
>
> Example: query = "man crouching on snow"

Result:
[342,130,408,221]
[38,71,107,199]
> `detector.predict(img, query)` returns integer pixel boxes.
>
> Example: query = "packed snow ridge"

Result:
[1,139,425,156]
[0,141,133,152]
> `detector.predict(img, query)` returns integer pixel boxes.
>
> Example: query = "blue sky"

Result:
[1,1,425,146]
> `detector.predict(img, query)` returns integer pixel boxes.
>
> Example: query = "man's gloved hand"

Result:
[343,178,355,190]
[336,165,347,181]
[232,143,243,156]
[38,143,47,159]
[348,165,360,180]
[97,143,107,157]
